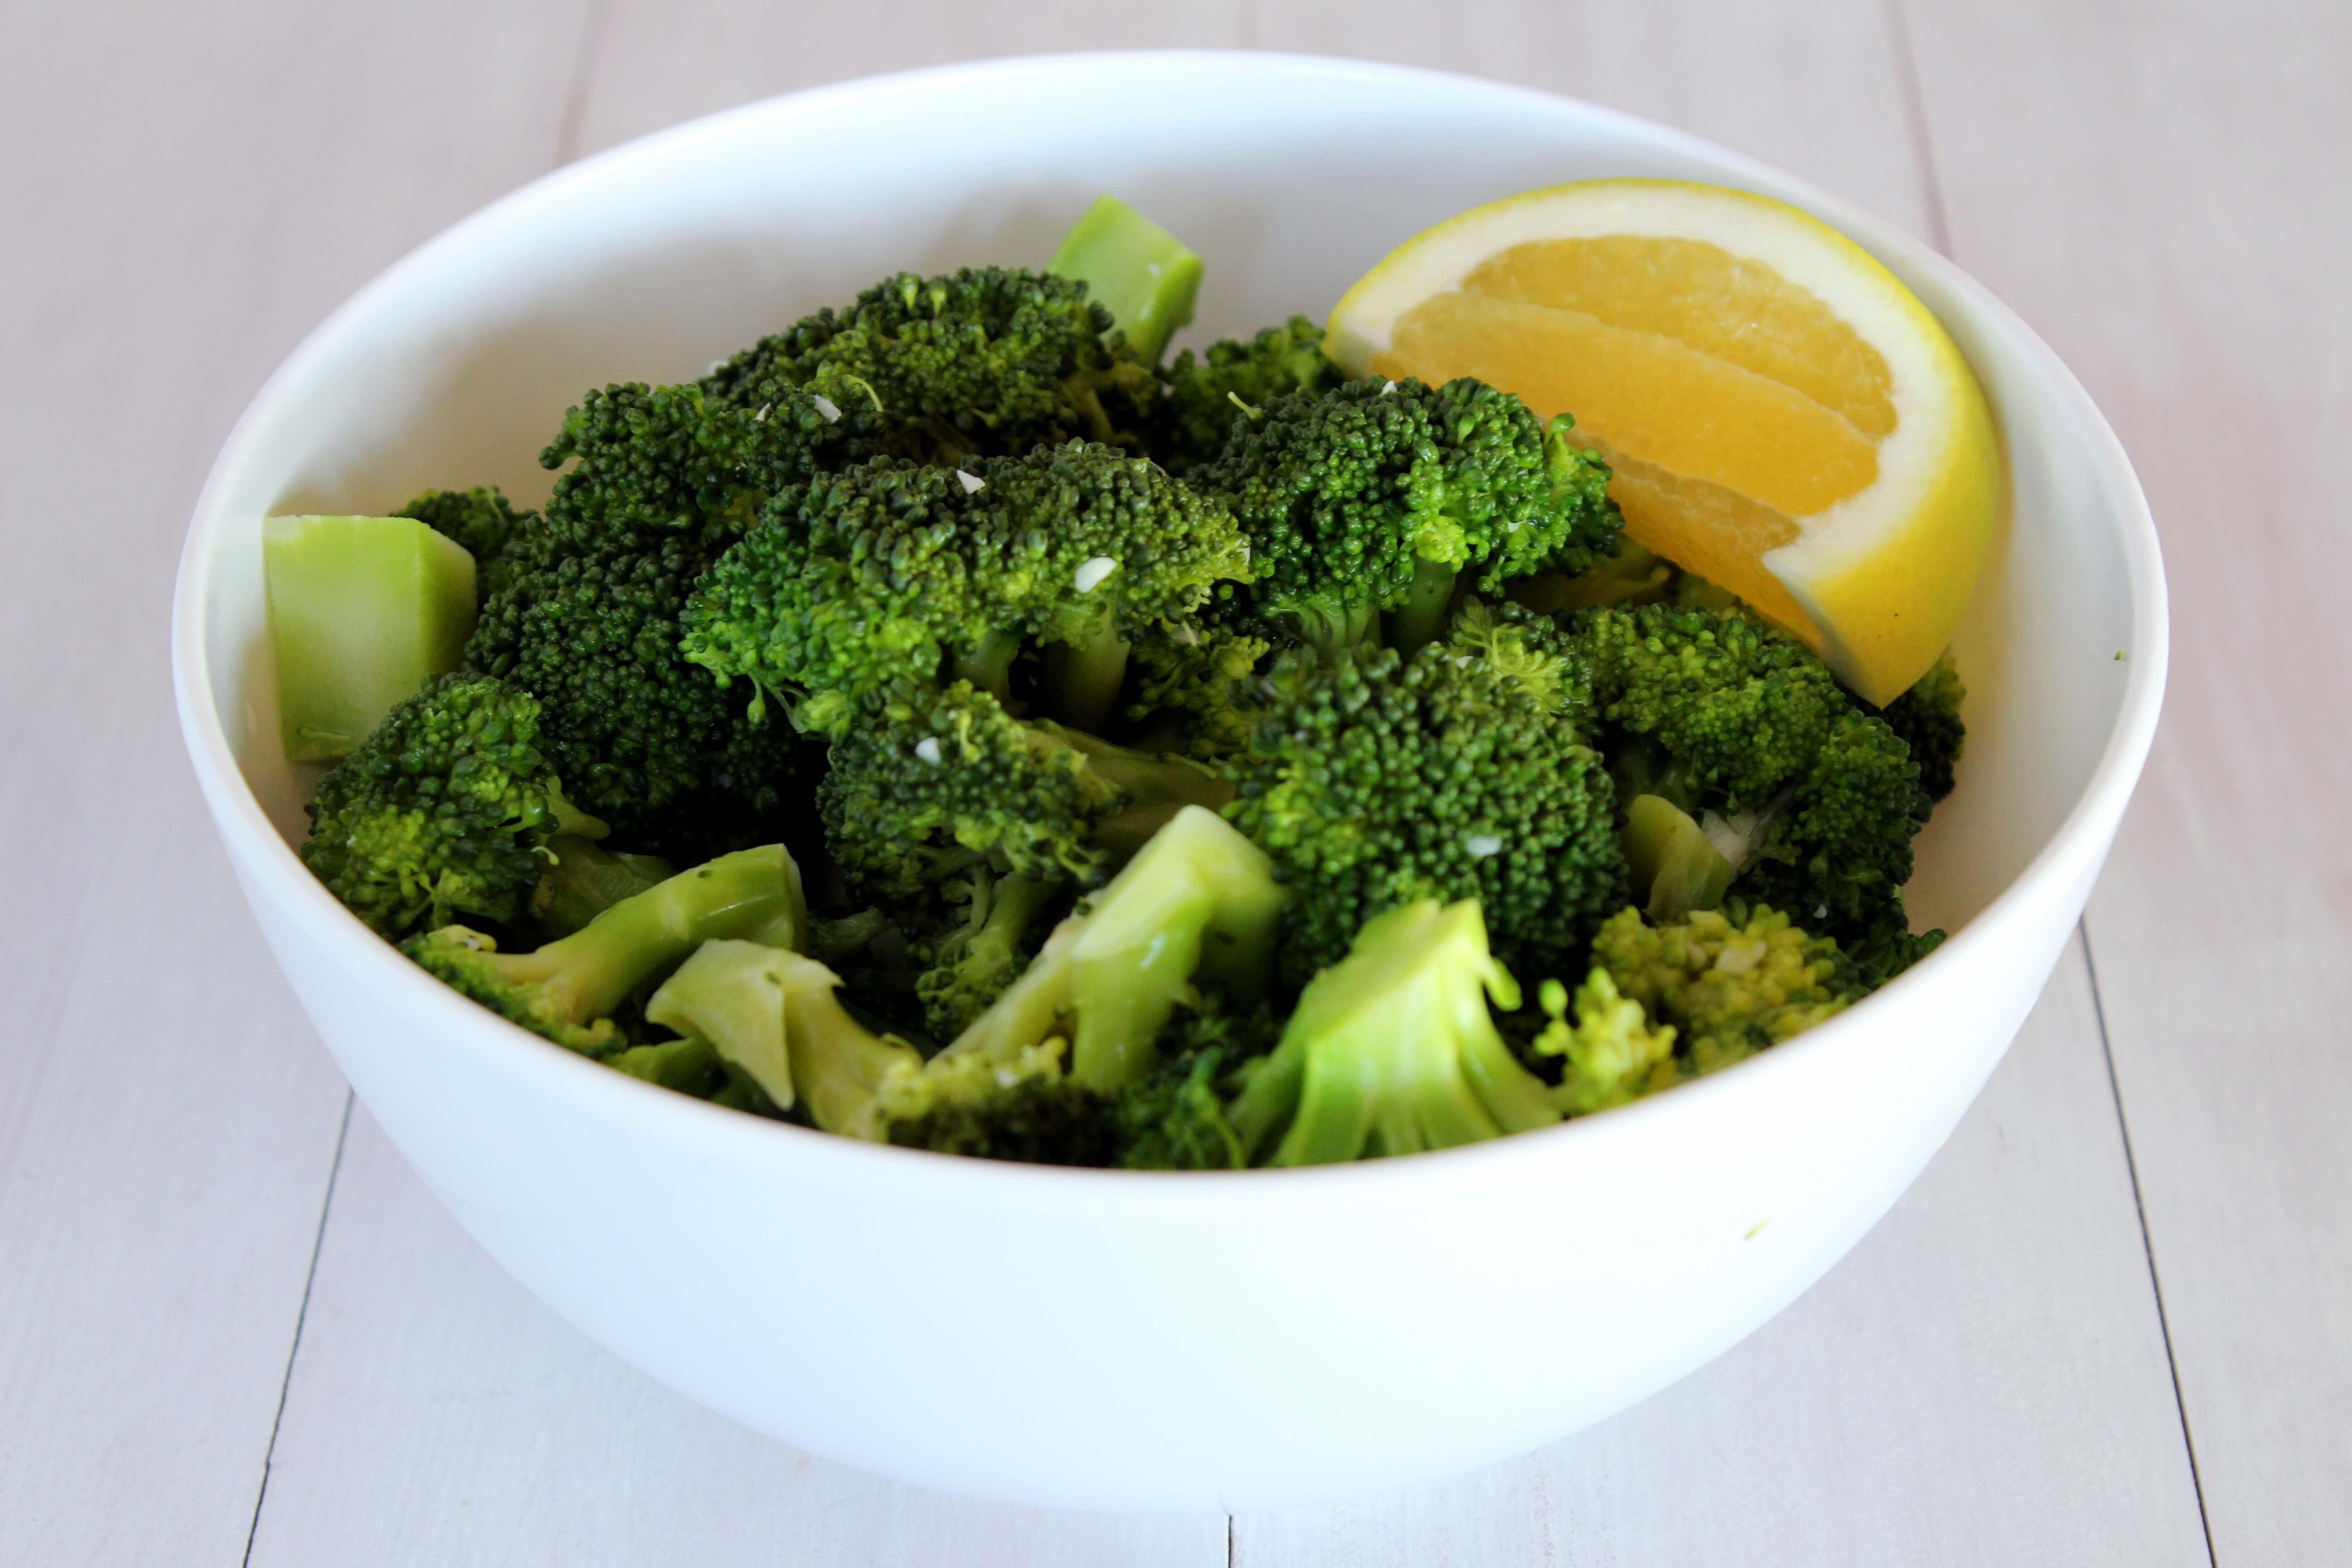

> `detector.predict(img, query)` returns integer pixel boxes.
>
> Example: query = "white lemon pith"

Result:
[1327,179,1999,706]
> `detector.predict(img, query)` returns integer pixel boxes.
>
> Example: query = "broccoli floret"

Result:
[461,382,867,853]
[1590,904,1859,1074]
[1112,998,1282,1170]
[1227,899,1561,1165]
[1197,377,1622,655]
[913,867,1063,1040]
[301,674,605,939]
[882,1039,1116,1165]
[1123,621,1273,758]
[816,679,1232,903]
[402,845,806,1057]
[1574,603,1933,945]
[683,443,1249,735]
[396,486,533,603]
[1151,316,1344,473]
[701,267,1158,463]
[641,938,801,1108]
[1524,968,1681,1113]
[1225,640,1626,986]
[1873,652,1966,804]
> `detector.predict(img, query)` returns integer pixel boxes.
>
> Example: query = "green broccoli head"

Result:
[911,868,1064,1042]
[301,674,601,939]
[1227,898,1562,1165]
[460,382,864,854]
[1111,998,1283,1170]
[396,486,533,603]
[1123,620,1273,759]
[1151,316,1345,473]
[1590,903,1858,1075]
[402,845,805,1058]
[1225,639,1627,986]
[1524,968,1681,1114]
[1197,376,1623,655]
[1573,602,1933,944]
[700,266,1157,462]
[1873,651,1966,804]
[816,679,1227,901]
[681,442,1249,735]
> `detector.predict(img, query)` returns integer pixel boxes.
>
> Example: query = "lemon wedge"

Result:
[1328,179,1999,706]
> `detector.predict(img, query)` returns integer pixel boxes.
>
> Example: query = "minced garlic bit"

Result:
[812,394,842,423]
[1464,834,1503,858]
[1381,380,1398,395]
[913,736,943,765]
[955,470,985,493]
[1074,556,1119,593]
[1713,939,1767,975]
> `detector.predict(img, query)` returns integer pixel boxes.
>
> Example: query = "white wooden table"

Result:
[4,3,2341,1562]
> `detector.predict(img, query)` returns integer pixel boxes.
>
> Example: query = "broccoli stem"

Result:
[1387,556,1462,654]
[264,514,478,761]
[961,873,1060,994]
[1620,794,1734,921]
[507,845,805,1022]
[1046,194,1204,365]
[531,838,675,939]
[645,939,796,1108]
[1284,602,1382,661]
[1068,805,1286,1090]
[1041,608,1132,734]
[951,629,1022,705]
[1044,725,1237,858]
[773,950,923,1139]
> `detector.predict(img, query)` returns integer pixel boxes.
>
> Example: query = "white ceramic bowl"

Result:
[172,53,2165,1510]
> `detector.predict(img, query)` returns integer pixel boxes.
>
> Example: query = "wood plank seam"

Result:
[2080,925,2219,1568]
[1880,0,1951,255]
[240,1094,356,1568]
[559,0,618,166]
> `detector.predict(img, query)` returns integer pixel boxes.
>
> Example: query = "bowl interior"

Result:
[185,51,2154,956]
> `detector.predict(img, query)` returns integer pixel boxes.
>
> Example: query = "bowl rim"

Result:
[170,48,2168,1203]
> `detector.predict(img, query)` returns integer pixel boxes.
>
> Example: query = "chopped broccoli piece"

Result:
[1525,969,1681,1114]
[1575,603,1933,945]
[1046,194,1203,365]
[1621,794,1735,921]
[815,679,1231,903]
[1590,904,1859,1075]
[1198,377,1621,655]
[402,845,805,1057]
[914,868,1063,1040]
[606,1033,727,1096]
[396,486,533,604]
[1227,899,1560,1165]
[301,674,603,939]
[1874,652,1966,804]
[682,443,1248,735]
[1225,639,1625,985]
[1112,999,1281,1170]
[700,266,1158,462]
[644,938,798,1107]
[461,382,862,853]
[529,838,676,939]
[1151,316,1344,473]
[265,514,478,762]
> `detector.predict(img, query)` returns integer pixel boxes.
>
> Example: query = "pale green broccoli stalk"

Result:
[266,514,478,764]
[1620,794,1735,921]
[1591,904,1859,1074]
[1526,969,1681,1114]
[1063,803,1288,1089]
[1046,194,1203,365]
[402,845,804,1058]
[765,948,925,1140]
[530,838,676,938]
[1227,899,1561,1166]
[644,939,798,1108]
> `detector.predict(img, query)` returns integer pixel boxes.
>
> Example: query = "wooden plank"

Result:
[1232,938,2210,1566]
[572,0,1250,159]
[242,1107,1229,1568]
[1903,1,2352,1559]
[0,2,590,1563]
